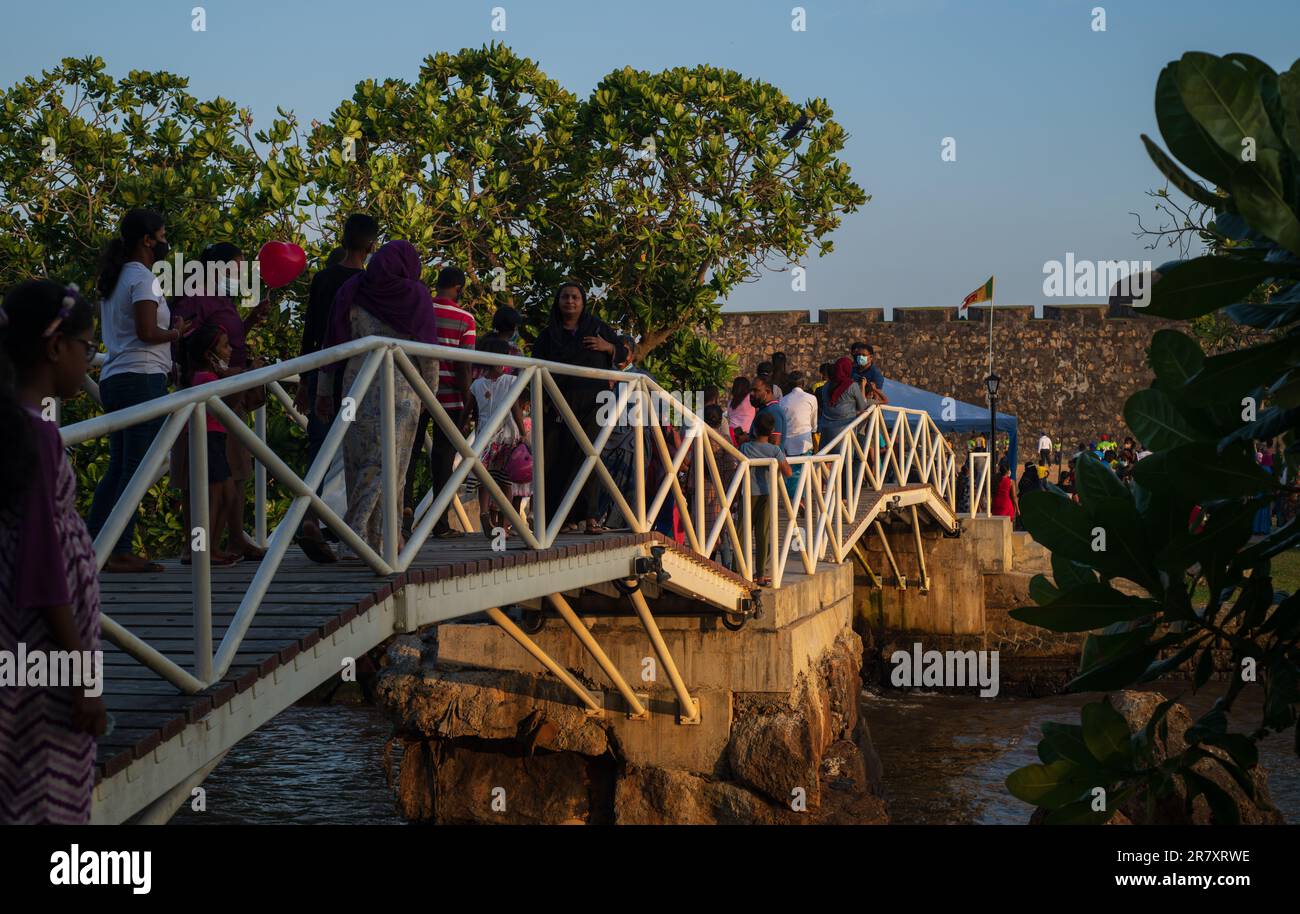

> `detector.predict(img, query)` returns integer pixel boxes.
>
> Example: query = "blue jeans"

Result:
[87,372,169,555]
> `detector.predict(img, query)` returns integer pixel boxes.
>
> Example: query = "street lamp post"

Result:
[985,372,1000,469]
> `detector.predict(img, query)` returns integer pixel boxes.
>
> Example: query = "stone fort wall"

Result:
[715,305,1186,467]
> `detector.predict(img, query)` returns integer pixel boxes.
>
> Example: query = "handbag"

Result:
[506,441,533,483]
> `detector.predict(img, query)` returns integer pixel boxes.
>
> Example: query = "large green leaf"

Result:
[1278,60,1300,157]
[1232,154,1300,257]
[1182,333,1300,402]
[1145,255,1292,320]
[1012,583,1160,633]
[1039,722,1097,767]
[1074,455,1158,588]
[1155,61,1236,188]
[1075,452,1132,505]
[1082,699,1135,769]
[1017,490,1098,566]
[1223,297,1300,329]
[1051,552,1096,591]
[1235,514,1300,565]
[1123,388,1200,451]
[1177,51,1282,172]
[1072,626,1162,692]
[1148,328,1205,388]
[1028,574,1059,607]
[1005,760,1102,809]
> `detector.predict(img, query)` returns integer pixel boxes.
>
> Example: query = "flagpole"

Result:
[988,283,995,468]
[987,294,993,376]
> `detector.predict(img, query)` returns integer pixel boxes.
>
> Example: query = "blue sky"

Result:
[4,0,1298,314]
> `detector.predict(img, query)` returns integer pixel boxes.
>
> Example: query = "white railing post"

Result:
[969,454,977,517]
[693,414,706,553]
[986,454,994,515]
[189,402,213,684]
[254,403,267,547]
[742,466,753,579]
[379,348,399,567]
[532,368,547,544]
[633,379,646,528]
[769,461,779,586]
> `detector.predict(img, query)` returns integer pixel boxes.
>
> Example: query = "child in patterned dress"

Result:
[0,280,105,823]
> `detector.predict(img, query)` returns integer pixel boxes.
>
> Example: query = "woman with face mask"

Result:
[86,209,191,574]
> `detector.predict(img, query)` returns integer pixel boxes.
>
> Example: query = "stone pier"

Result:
[375,562,888,825]
[857,515,1086,695]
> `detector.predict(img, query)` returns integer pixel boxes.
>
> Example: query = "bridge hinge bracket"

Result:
[632,545,671,585]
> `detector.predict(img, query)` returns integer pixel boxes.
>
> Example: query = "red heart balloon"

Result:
[257,241,307,289]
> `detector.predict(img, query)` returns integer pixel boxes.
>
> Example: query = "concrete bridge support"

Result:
[855,516,1087,695]
[376,564,889,825]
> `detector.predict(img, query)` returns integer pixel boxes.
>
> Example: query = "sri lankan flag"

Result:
[958,276,994,319]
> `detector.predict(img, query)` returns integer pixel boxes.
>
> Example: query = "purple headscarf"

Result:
[322,240,439,362]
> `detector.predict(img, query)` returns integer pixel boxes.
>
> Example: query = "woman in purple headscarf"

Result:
[316,241,440,556]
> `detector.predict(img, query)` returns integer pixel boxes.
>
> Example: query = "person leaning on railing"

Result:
[739,410,791,587]
[85,209,190,574]
[820,356,871,442]
[315,240,441,559]
[820,357,872,499]
[530,281,626,535]
[293,213,378,562]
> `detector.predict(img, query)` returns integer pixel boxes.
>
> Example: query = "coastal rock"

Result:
[376,653,609,757]
[613,766,781,825]
[853,715,886,795]
[1104,691,1283,825]
[614,760,888,825]
[428,744,598,825]
[726,696,824,808]
[395,738,436,821]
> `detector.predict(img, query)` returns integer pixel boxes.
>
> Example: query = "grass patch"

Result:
[1189,546,1300,605]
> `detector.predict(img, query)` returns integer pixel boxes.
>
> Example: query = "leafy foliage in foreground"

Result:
[1007,52,1300,824]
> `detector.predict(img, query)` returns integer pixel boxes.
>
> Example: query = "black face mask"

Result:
[750,393,763,408]
[152,239,171,262]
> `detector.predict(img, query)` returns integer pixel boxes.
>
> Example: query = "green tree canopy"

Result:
[0,55,306,294]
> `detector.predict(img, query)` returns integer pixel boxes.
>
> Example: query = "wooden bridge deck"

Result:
[94,531,681,785]
[93,525,770,788]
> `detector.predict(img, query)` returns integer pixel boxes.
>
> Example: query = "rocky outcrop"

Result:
[1026,690,1285,825]
[1109,691,1285,826]
[728,677,831,807]
[377,628,888,825]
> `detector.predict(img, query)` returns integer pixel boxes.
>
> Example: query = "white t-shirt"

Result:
[779,388,818,455]
[470,373,521,446]
[100,261,172,380]
[1037,435,1052,452]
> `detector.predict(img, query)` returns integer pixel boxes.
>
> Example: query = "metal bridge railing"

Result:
[64,337,960,692]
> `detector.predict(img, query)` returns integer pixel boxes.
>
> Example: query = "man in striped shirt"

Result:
[426,267,475,537]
